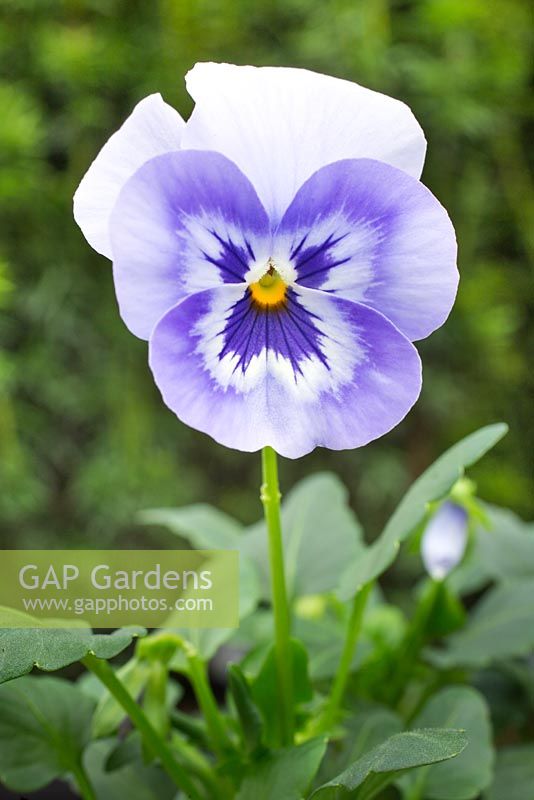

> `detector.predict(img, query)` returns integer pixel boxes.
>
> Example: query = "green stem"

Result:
[320,582,372,731]
[261,445,294,746]
[71,761,97,800]
[144,660,170,738]
[186,650,234,758]
[404,672,447,727]
[82,654,203,800]
[402,766,429,800]
[170,733,222,796]
[388,577,442,707]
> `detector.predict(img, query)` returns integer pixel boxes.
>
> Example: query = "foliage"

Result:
[0,425,532,798]
[311,730,468,800]
[0,675,95,794]
[0,620,145,683]
[399,687,493,800]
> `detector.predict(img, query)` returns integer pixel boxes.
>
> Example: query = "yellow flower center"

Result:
[250,266,287,308]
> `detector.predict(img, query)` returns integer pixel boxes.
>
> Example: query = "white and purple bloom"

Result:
[74,63,458,458]
[421,502,469,580]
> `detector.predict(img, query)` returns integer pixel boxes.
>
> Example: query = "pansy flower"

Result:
[74,63,458,458]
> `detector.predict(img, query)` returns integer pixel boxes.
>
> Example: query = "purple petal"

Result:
[275,158,458,342]
[149,285,422,458]
[109,150,271,339]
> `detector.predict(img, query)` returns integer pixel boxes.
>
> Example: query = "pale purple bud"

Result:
[421,501,468,580]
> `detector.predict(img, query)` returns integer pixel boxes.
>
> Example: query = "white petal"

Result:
[73,94,185,258]
[183,62,426,223]
[421,502,469,580]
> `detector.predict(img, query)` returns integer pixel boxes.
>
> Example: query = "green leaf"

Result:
[139,503,243,549]
[0,620,146,683]
[243,472,364,600]
[317,706,402,786]
[237,737,327,800]
[84,739,177,800]
[428,578,534,668]
[139,503,260,618]
[310,729,468,800]
[89,628,147,659]
[474,505,534,581]
[400,686,493,800]
[105,732,144,772]
[485,745,534,800]
[251,638,313,747]
[0,675,95,793]
[228,663,264,755]
[451,505,534,595]
[339,423,508,599]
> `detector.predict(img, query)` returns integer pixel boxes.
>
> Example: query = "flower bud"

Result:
[421,501,468,580]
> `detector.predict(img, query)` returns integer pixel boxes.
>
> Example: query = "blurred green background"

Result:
[1,0,532,550]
